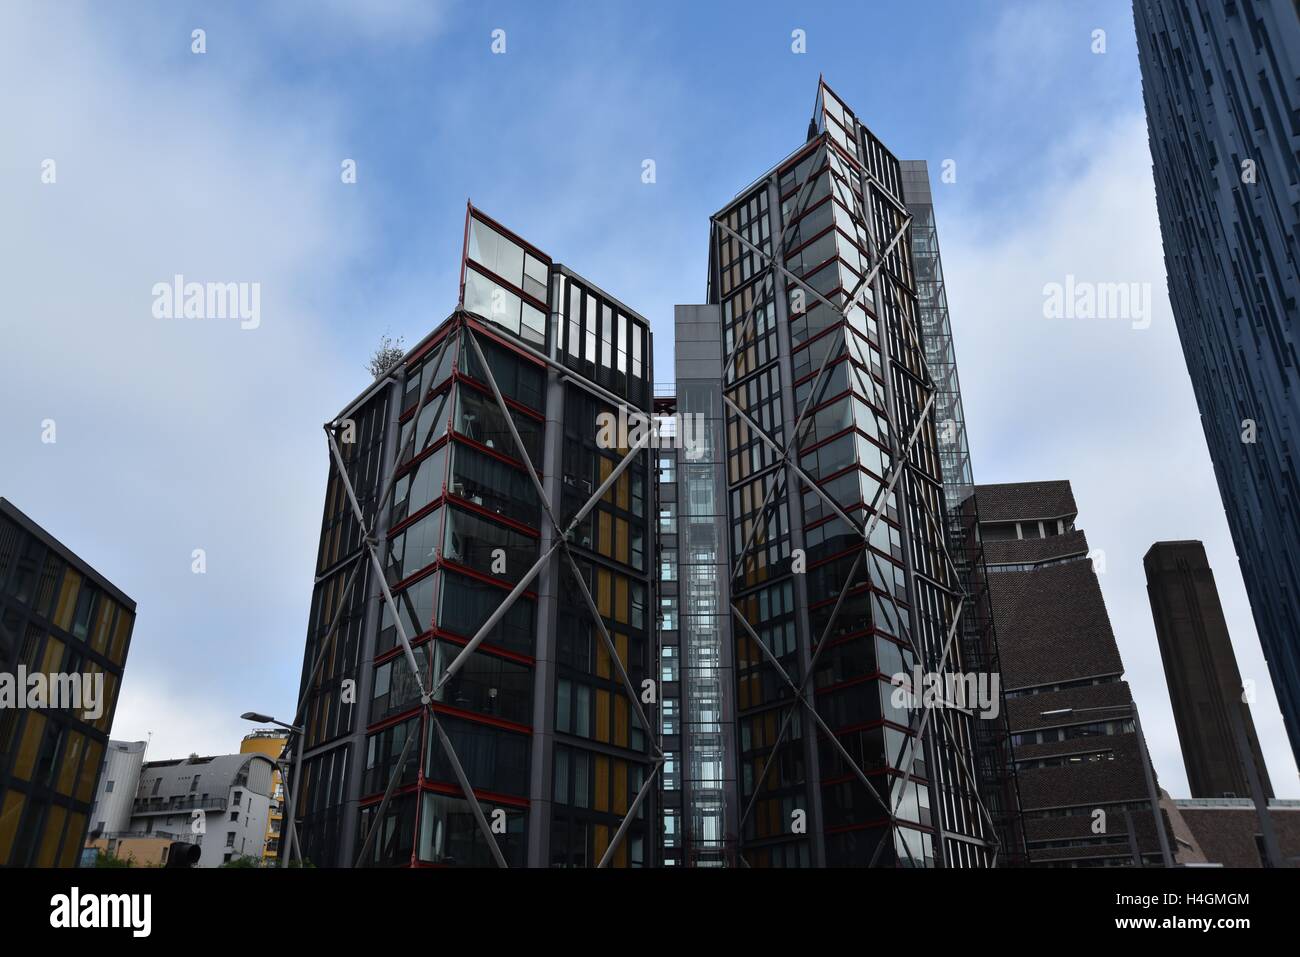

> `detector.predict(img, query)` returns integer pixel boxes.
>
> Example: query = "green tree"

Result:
[92,849,133,868]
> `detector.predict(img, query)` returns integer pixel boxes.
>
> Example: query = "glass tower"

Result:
[294,205,657,867]
[702,79,1005,866]
[656,306,739,866]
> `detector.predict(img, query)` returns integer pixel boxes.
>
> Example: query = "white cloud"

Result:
[108,670,255,763]
[940,109,1300,796]
[264,0,449,47]
[0,4,384,757]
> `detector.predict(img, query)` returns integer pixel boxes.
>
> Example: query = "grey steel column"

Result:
[526,372,566,867]
[337,376,401,867]
[764,176,826,867]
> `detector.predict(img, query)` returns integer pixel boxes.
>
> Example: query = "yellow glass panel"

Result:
[59,813,85,866]
[41,636,65,675]
[593,824,609,865]
[14,714,46,781]
[614,695,628,749]
[37,804,67,867]
[91,600,115,654]
[615,518,628,564]
[599,457,613,502]
[57,731,83,796]
[98,673,119,732]
[110,610,134,664]
[595,638,610,680]
[613,759,628,815]
[0,791,24,865]
[54,570,82,631]
[615,633,628,671]
[307,696,320,745]
[614,577,628,624]
[79,662,100,725]
[598,511,612,557]
[595,690,610,744]
[76,740,103,803]
[594,755,610,812]
[596,570,612,619]
[616,473,629,511]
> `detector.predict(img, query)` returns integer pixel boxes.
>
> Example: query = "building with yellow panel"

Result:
[0,498,135,867]
[291,207,657,867]
[239,729,288,863]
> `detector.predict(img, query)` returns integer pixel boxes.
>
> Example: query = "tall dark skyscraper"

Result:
[672,78,1013,867]
[0,498,136,867]
[1144,540,1273,800]
[980,481,1172,867]
[1134,0,1300,770]
[293,205,658,867]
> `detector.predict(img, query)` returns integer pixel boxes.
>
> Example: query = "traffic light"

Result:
[165,842,202,868]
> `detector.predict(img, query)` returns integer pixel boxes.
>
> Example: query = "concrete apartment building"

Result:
[86,748,277,867]
[240,729,289,864]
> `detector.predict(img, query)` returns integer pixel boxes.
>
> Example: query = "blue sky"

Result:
[2,0,1295,797]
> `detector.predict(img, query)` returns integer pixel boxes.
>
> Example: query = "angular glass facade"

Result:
[295,206,656,867]
[701,80,1003,866]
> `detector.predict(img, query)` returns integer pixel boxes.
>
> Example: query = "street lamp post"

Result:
[1038,702,1173,867]
[241,711,304,869]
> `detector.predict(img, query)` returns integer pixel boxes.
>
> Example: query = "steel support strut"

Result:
[350,317,660,867]
[461,327,662,866]
[714,181,926,866]
[714,119,998,866]
[276,333,460,867]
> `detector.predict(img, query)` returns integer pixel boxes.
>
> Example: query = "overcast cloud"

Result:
[1,0,1293,795]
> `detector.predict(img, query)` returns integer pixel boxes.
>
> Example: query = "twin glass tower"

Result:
[291,79,1019,867]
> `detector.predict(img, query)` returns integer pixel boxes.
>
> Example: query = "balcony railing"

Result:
[132,796,228,816]
[90,829,190,843]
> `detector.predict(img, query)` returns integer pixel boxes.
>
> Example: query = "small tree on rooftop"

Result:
[367,334,406,379]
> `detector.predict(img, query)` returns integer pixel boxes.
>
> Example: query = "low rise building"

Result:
[84,750,276,866]
[239,729,288,863]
